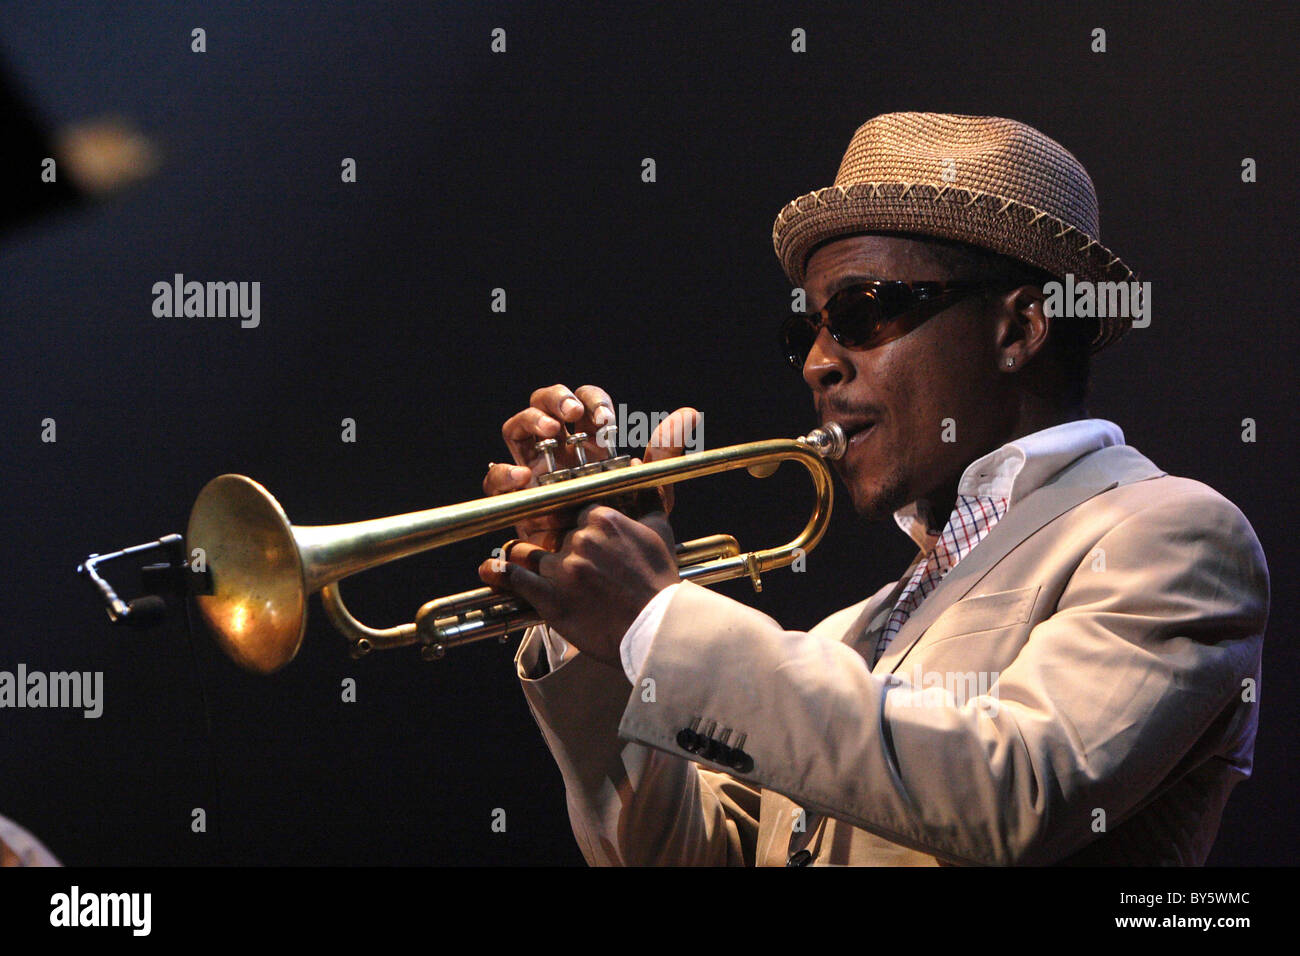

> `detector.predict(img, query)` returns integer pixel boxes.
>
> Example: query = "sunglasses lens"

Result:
[781,315,816,368]
[829,293,887,348]
[783,282,978,367]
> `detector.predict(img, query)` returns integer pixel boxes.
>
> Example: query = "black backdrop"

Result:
[1,1,1296,866]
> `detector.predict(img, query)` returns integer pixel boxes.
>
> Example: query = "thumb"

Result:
[642,406,701,514]
[643,406,702,463]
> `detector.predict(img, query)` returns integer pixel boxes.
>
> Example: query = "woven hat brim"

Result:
[773,181,1138,352]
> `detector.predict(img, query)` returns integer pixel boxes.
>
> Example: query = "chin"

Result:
[842,467,911,522]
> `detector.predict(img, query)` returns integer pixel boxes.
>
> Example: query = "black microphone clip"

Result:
[77,533,208,628]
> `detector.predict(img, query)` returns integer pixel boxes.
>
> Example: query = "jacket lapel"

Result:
[873,444,1164,674]
[842,558,921,657]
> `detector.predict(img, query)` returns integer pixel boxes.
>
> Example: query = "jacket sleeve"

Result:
[516,626,761,865]
[615,488,1269,865]
[0,813,61,866]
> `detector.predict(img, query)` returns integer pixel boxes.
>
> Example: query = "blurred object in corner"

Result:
[1,62,158,235]
[55,115,160,196]
[0,813,62,867]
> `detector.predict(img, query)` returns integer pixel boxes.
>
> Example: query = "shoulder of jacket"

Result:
[1093,467,1249,517]
[1062,445,1246,516]
[1076,468,1264,562]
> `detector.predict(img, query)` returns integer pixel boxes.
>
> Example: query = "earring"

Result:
[1006,358,1015,368]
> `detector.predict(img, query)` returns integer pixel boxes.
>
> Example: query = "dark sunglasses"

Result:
[781,280,995,369]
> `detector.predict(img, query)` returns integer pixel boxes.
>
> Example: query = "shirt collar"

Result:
[893,418,1125,549]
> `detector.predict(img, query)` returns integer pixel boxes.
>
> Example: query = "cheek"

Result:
[868,343,939,425]
[910,330,991,406]
[872,336,984,454]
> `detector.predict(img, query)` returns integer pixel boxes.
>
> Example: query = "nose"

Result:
[801,326,854,391]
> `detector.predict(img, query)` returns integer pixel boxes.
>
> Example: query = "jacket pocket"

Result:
[922,585,1040,646]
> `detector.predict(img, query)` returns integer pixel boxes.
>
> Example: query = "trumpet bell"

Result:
[187,474,307,674]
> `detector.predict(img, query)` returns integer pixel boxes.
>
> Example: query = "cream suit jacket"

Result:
[514,444,1269,865]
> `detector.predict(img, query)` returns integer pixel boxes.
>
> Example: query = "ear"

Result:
[990,285,1051,371]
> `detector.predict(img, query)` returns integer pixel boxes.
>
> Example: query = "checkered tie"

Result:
[871,493,1009,666]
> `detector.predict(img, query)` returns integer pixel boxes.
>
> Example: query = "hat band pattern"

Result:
[773,181,1137,352]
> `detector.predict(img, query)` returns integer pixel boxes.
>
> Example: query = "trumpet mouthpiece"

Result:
[799,422,848,460]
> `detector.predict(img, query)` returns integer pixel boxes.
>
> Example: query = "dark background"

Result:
[1,1,1295,865]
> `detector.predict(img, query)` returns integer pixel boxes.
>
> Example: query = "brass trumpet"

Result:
[185,423,846,674]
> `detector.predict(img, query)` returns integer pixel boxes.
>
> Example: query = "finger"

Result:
[640,511,677,554]
[493,526,567,566]
[504,540,551,572]
[529,384,588,427]
[573,385,617,454]
[483,556,558,620]
[508,385,600,471]
[502,407,567,466]
[478,557,505,589]
[483,461,535,496]
[484,473,576,550]
[528,384,616,466]
[581,502,655,543]
[525,529,564,552]
[643,406,702,463]
[575,502,625,534]
[643,407,700,513]
[516,509,578,534]
[486,455,580,544]
[573,385,615,422]
[477,542,547,586]
[628,457,675,516]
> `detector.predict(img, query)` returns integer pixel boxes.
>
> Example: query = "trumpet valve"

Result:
[535,436,579,485]
[534,437,560,474]
[566,432,591,468]
[595,423,618,453]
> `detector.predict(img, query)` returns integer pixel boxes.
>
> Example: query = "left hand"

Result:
[478,504,681,669]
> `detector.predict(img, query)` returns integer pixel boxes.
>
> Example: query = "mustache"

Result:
[817,398,885,424]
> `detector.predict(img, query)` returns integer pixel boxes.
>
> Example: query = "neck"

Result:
[920,400,1086,533]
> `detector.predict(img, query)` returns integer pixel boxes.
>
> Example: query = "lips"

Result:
[825,419,875,445]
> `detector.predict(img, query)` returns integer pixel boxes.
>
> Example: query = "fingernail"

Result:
[561,398,583,417]
[594,406,614,426]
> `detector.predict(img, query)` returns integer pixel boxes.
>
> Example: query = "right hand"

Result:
[481,383,700,557]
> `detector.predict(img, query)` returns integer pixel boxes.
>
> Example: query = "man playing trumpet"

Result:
[478,113,1268,866]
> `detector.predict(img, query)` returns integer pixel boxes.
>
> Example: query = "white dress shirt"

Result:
[540,418,1125,682]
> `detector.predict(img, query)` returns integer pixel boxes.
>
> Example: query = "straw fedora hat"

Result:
[772,112,1136,350]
